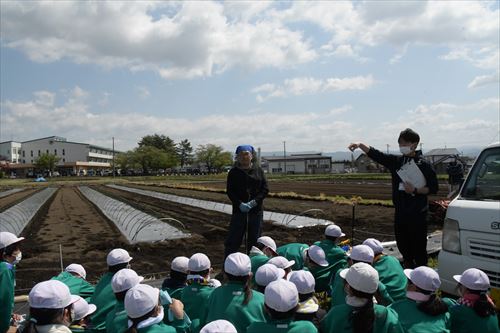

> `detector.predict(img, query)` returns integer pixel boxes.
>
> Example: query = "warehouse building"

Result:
[262,153,332,174]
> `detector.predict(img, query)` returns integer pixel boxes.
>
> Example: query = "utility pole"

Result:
[283,141,287,174]
[386,144,390,154]
[112,137,115,179]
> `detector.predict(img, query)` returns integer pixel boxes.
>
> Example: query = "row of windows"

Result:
[21,159,66,164]
[21,149,66,157]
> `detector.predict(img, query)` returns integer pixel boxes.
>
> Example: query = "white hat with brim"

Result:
[265,279,299,312]
[112,268,144,293]
[340,262,379,294]
[404,266,441,292]
[107,248,132,266]
[255,264,285,287]
[362,238,384,254]
[288,270,315,294]
[171,256,189,274]
[453,268,490,291]
[72,296,97,321]
[268,256,295,270]
[224,252,251,276]
[307,245,329,267]
[125,284,159,319]
[65,264,87,279]
[325,225,345,238]
[29,280,79,309]
[0,232,25,250]
[189,253,211,272]
[200,320,237,333]
[257,236,278,253]
[348,245,374,264]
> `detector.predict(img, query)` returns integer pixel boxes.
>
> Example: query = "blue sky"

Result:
[1,1,499,153]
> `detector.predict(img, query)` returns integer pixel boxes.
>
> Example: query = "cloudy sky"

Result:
[1,1,499,153]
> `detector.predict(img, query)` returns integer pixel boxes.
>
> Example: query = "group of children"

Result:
[1,227,499,333]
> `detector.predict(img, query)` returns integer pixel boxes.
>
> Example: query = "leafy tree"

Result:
[133,146,174,174]
[34,153,60,174]
[195,144,232,173]
[115,151,138,171]
[138,134,178,166]
[176,139,193,168]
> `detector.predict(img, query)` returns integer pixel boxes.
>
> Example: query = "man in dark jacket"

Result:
[348,128,438,268]
[225,145,269,258]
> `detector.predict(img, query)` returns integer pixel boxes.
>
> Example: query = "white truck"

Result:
[438,142,500,306]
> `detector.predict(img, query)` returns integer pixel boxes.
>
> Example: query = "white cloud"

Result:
[0,1,316,80]
[253,75,375,102]
[136,86,151,99]
[328,105,352,116]
[468,72,500,88]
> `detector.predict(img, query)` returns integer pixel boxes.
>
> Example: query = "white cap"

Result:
[189,253,211,272]
[224,252,251,276]
[404,266,441,292]
[255,264,285,287]
[72,296,97,321]
[307,245,329,267]
[288,270,315,294]
[200,320,237,333]
[453,268,490,291]
[107,248,132,266]
[325,225,345,238]
[268,256,295,270]
[29,280,79,309]
[257,236,277,252]
[112,268,144,293]
[65,264,87,279]
[265,279,299,312]
[348,245,374,264]
[125,284,159,319]
[171,256,189,274]
[340,262,379,294]
[0,232,24,250]
[362,238,384,254]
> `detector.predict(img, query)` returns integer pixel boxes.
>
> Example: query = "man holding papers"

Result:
[348,128,438,268]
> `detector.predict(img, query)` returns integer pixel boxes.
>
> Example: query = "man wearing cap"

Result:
[225,145,269,258]
[330,245,393,307]
[181,253,217,333]
[0,231,25,333]
[363,238,407,302]
[105,268,143,333]
[202,253,265,332]
[247,279,318,333]
[90,248,133,332]
[52,264,95,300]
[313,225,348,278]
[303,245,331,293]
[389,266,450,333]
[348,129,439,268]
[276,242,309,270]
[162,256,189,300]
[249,236,278,284]
[321,263,403,333]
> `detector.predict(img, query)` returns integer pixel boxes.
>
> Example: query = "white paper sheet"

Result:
[396,159,426,190]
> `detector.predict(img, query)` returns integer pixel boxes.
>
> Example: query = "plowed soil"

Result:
[12,180,446,293]
[0,188,41,212]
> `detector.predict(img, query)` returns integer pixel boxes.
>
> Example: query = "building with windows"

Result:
[262,153,332,174]
[0,136,116,177]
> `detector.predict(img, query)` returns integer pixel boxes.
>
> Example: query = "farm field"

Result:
[1,177,448,293]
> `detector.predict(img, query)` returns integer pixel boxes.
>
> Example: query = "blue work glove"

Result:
[159,289,172,306]
[247,200,257,208]
[239,202,251,213]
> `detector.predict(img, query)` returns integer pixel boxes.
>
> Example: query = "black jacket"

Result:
[367,147,438,215]
[226,165,269,214]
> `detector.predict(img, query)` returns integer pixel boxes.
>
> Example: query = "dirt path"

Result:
[0,188,40,212]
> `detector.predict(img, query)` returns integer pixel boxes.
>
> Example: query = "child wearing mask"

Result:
[389,266,451,333]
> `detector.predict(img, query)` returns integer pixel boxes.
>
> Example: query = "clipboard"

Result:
[396,160,426,189]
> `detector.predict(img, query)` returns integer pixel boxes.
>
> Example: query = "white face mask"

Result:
[399,146,413,155]
[12,252,22,265]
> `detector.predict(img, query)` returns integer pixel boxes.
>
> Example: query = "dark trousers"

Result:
[394,211,428,268]
[224,211,263,258]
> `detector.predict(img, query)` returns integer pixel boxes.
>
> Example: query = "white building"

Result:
[0,136,115,176]
[263,153,332,174]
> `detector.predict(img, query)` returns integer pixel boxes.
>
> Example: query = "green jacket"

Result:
[90,272,117,332]
[181,282,215,333]
[247,318,318,333]
[314,240,347,268]
[448,301,500,333]
[163,286,184,301]
[52,271,95,300]
[136,322,176,333]
[105,300,127,333]
[250,251,269,285]
[330,270,394,307]
[389,298,450,333]
[277,243,309,270]
[0,261,15,333]
[202,281,266,333]
[373,255,407,302]
[321,303,404,333]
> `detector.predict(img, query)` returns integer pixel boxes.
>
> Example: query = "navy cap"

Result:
[235,145,254,154]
